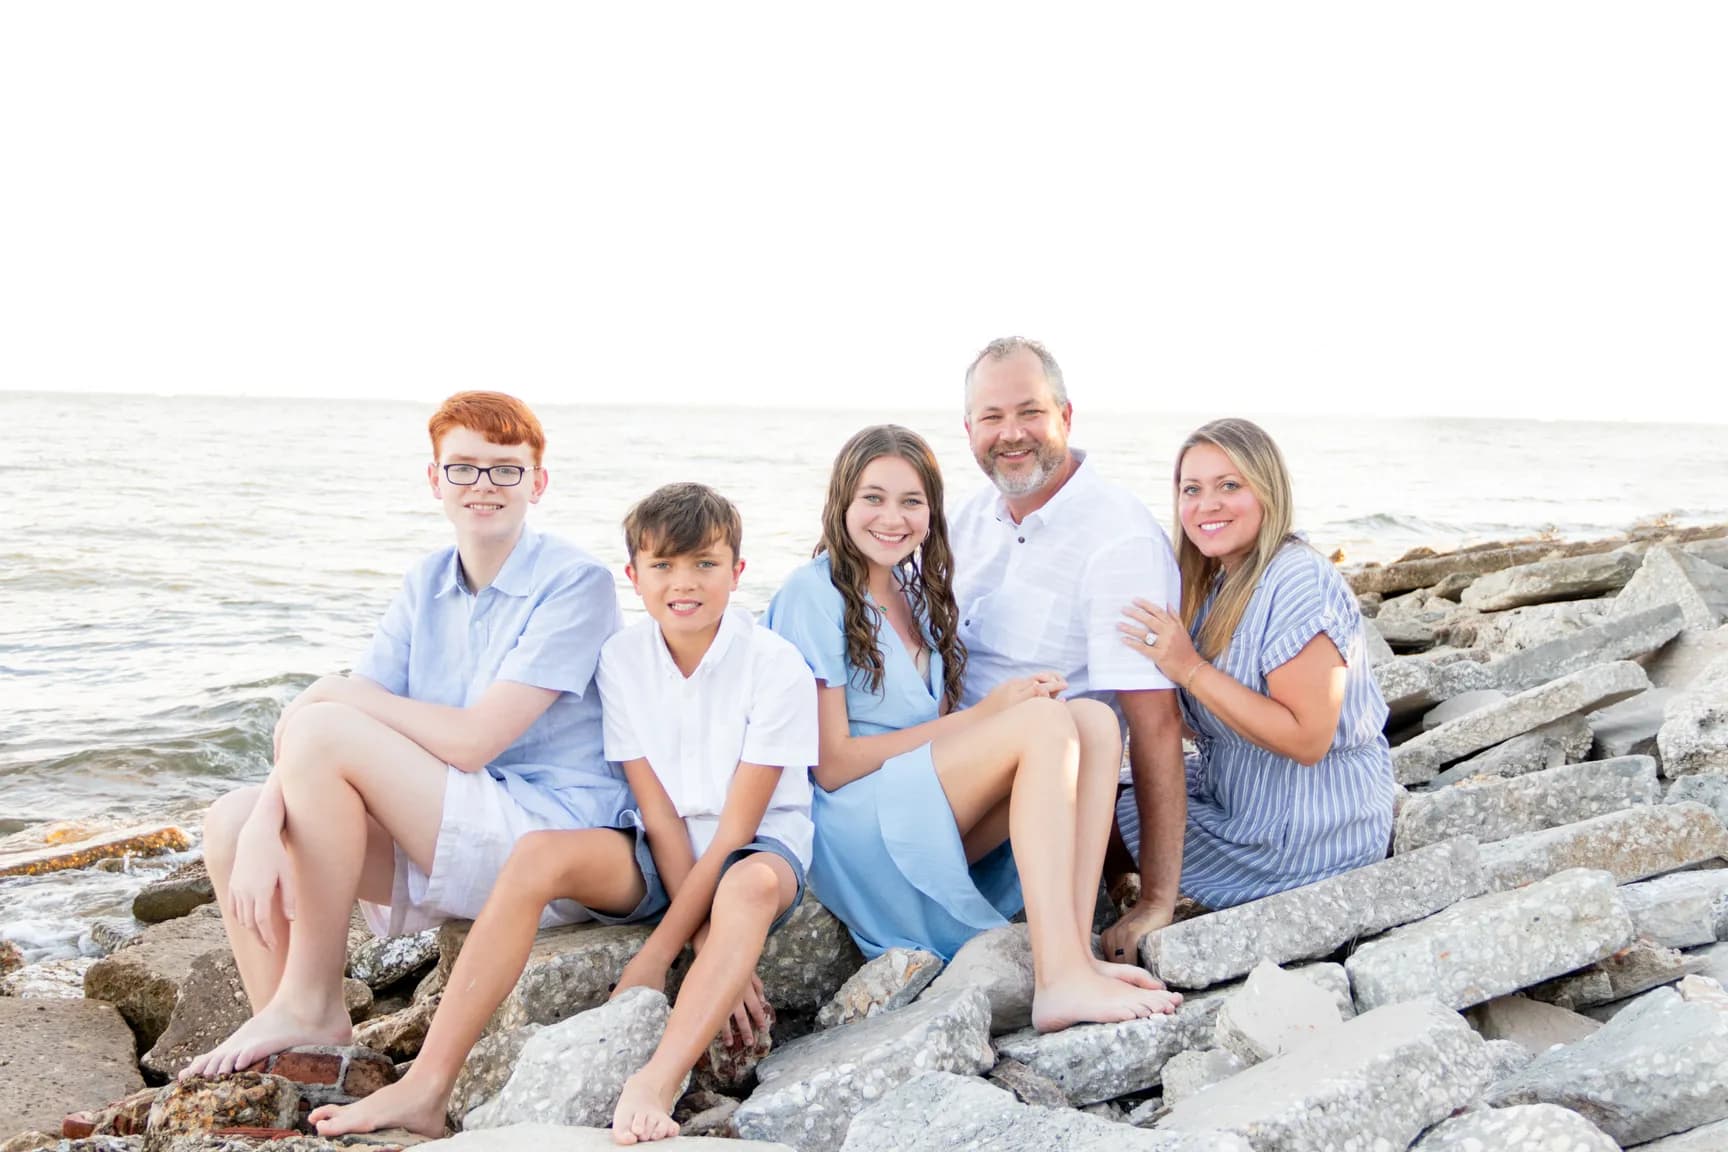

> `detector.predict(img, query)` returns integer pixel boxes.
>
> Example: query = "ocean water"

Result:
[1,391,1723,960]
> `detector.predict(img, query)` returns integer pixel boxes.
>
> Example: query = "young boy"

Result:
[184,391,652,1079]
[312,483,817,1145]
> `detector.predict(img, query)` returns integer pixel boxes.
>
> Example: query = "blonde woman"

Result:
[1113,418,1395,911]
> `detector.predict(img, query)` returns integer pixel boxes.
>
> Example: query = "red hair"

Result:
[428,391,546,465]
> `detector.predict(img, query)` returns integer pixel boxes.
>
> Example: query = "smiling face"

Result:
[964,347,1072,500]
[1178,442,1264,572]
[428,425,546,546]
[626,536,744,643]
[845,454,932,579]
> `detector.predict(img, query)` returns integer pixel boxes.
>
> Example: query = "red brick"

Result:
[61,1113,96,1139]
[263,1051,344,1085]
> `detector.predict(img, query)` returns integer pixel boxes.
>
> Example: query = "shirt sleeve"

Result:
[495,561,620,697]
[741,641,821,769]
[352,572,415,695]
[1258,550,1362,680]
[763,565,850,688]
[596,640,645,763]
[1082,532,1181,692]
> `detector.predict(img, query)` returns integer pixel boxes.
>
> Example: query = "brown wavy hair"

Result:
[816,425,967,713]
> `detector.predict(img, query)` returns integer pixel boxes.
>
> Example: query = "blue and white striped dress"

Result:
[1117,540,1395,909]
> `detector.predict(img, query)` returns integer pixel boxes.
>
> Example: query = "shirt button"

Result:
[1017,536,1026,543]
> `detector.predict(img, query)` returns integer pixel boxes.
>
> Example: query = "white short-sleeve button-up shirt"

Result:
[951,450,1182,707]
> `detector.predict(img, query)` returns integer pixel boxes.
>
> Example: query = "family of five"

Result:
[181,337,1397,1144]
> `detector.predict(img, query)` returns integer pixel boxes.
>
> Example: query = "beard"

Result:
[981,439,1066,497]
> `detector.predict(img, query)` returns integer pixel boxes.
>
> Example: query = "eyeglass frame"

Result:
[438,463,537,487]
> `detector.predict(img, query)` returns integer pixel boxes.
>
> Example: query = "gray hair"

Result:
[963,336,1068,415]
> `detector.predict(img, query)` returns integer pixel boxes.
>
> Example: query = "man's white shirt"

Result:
[951,450,1181,707]
[598,605,817,866]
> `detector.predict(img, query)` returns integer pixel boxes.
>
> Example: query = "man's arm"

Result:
[1101,687,1185,960]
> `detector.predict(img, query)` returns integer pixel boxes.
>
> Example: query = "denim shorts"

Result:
[721,835,807,936]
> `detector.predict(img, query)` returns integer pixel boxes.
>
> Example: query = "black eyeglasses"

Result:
[441,464,532,487]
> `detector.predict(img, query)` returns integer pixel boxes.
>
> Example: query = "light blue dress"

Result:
[765,554,1023,960]
[1116,540,1396,908]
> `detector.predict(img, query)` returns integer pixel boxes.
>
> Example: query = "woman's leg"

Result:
[930,697,1178,1031]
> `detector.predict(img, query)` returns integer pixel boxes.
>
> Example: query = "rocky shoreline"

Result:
[3,522,1728,1151]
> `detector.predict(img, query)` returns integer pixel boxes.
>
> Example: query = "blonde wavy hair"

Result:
[1175,418,1299,661]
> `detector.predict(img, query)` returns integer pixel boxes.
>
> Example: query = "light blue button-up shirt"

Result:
[353,524,629,829]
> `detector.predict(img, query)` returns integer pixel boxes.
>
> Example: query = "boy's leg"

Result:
[310,828,646,1138]
[185,701,449,1077]
[612,852,795,1146]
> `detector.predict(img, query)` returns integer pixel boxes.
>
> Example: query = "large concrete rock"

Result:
[1428,715,1594,786]
[1393,661,1649,785]
[425,1127,794,1150]
[1213,962,1342,1065]
[465,987,671,1129]
[448,1025,539,1125]
[131,858,215,924]
[0,998,144,1139]
[1467,994,1601,1053]
[1613,544,1728,631]
[816,948,942,1030]
[1668,775,1728,826]
[349,928,439,989]
[993,987,1227,1106]
[837,1072,1249,1152]
[441,920,653,1034]
[82,905,229,1048]
[1347,537,1628,597]
[1466,600,1610,656]
[1411,1103,1620,1151]
[1477,802,1728,893]
[1394,755,1659,854]
[1345,868,1634,1013]
[1374,658,1446,722]
[1591,687,1675,764]
[1526,939,1704,1012]
[1486,985,1728,1145]
[748,898,867,1013]
[1156,997,1491,1151]
[1658,657,1728,777]
[1619,870,1728,950]
[1488,603,1686,693]
[1637,1118,1728,1150]
[733,988,994,1151]
[1419,689,1507,732]
[921,924,1032,1034]
[0,956,93,999]
[1158,1047,1247,1106]
[1141,838,1485,989]
[1462,551,1641,612]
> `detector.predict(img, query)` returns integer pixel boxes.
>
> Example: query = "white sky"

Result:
[3,3,1724,422]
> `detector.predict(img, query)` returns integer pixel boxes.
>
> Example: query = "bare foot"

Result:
[611,1066,682,1145]
[179,999,353,1079]
[1091,956,1166,991]
[1030,971,1184,1033]
[309,1074,450,1139]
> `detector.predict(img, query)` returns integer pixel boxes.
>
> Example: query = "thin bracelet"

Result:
[1183,661,1207,692]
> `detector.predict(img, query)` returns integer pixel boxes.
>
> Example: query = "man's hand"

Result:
[1100,899,1175,967]
[226,823,296,951]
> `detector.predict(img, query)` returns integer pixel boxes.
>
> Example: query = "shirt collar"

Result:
[993,448,1097,528]
[652,603,751,679]
[433,524,540,599]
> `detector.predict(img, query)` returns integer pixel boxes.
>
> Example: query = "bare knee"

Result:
[1067,698,1122,747]
[203,785,264,869]
[713,857,783,922]
[276,701,365,775]
[497,830,581,903]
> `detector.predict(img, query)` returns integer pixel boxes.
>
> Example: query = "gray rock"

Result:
[734,988,994,1151]
[1157,997,1492,1151]
[1212,961,1342,1065]
[1420,689,1508,731]
[816,947,942,1030]
[1476,803,1728,893]
[1636,1118,1728,1151]
[1345,868,1634,1013]
[351,995,436,1062]
[1467,994,1601,1054]
[85,917,143,957]
[454,920,652,1033]
[1394,661,1650,785]
[449,1024,539,1125]
[1619,870,1728,949]
[1363,620,1395,665]
[922,923,1032,1034]
[1659,657,1728,777]
[1684,539,1728,569]
[994,986,1227,1105]
[1462,551,1641,612]
[1646,623,1728,691]
[349,928,440,989]
[1375,657,1445,722]
[1486,985,1728,1145]
[1668,775,1728,826]
[141,946,248,1079]
[1488,603,1687,693]
[466,987,672,1129]
[1286,961,1356,1019]
[1688,940,1728,986]
[1525,939,1705,1011]
[837,1072,1249,1152]
[1158,1048,1246,1106]
[1482,1038,1535,1081]
[419,1126,796,1151]
[1411,1103,1620,1151]
[131,858,215,923]
[1468,599,1614,654]
[747,897,867,1014]
[1142,838,1485,989]
[1348,539,1616,597]
[1393,755,1659,854]
[1591,688,1676,763]
[1613,545,1728,631]
[1376,617,1438,652]
[984,1058,1069,1108]
[1429,715,1594,786]
[0,955,93,998]
[0,997,144,1140]
[82,905,230,1048]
